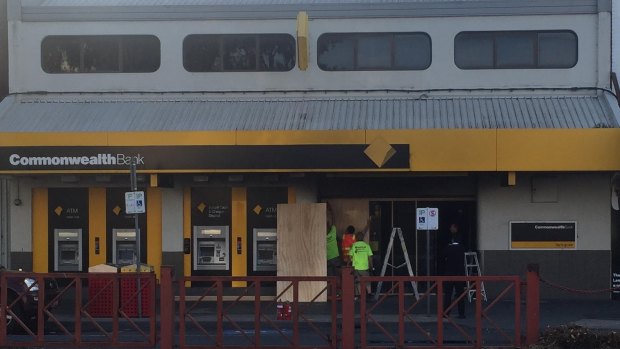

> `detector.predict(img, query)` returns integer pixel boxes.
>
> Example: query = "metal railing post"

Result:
[526,264,540,346]
[160,266,174,349]
[341,266,355,349]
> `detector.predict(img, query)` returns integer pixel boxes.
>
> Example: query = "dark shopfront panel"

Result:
[48,188,89,272]
[370,200,477,293]
[246,186,288,276]
[319,174,476,199]
[191,187,232,277]
[106,187,147,265]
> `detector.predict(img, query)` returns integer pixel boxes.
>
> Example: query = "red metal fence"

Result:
[177,275,339,348]
[0,271,156,348]
[2,266,541,349]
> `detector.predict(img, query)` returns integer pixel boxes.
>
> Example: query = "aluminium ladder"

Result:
[374,227,420,301]
[464,251,487,302]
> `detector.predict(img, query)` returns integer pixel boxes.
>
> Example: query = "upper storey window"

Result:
[183,34,296,72]
[454,31,577,69]
[42,35,160,73]
[317,33,431,71]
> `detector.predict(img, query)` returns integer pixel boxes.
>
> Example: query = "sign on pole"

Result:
[416,207,439,230]
[125,191,145,214]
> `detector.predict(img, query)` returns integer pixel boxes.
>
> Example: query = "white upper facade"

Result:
[6,0,612,94]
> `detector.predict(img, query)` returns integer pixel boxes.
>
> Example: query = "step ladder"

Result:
[374,227,419,301]
[464,252,487,302]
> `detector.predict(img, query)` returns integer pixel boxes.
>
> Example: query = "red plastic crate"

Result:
[120,276,152,317]
[87,278,114,317]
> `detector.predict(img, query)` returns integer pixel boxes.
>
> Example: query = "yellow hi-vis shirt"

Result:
[326,225,340,260]
[349,241,373,271]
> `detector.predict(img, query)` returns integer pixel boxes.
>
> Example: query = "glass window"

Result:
[538,32,577,68]
[357,35,391,69]
[121,36,161,73]
[394,33,432,70]
[41,35,160,74]
[455,30,577,69]
[454,33,493,69]
[496,32,534,68]
[183,34,295,72]
[318,32,431,71]
[317,35,355,71]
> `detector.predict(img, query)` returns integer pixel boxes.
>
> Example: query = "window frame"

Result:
[317,32,432,72]
[182,33,296,73]
[454,30,578,70]
[41,35,161,74]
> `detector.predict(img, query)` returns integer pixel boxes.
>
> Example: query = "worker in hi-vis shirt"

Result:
[349,231,374,299]
[326,205,341,277]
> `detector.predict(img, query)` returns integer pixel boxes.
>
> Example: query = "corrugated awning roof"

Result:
[0,93,617,132]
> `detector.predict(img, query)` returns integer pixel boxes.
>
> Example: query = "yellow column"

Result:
[88,187,107,266]
[32,188,48,272]
[231,187,247,287]
[147,187,162,279]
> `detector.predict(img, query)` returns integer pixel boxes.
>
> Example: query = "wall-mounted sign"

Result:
[510,221,576,249]
[0,144,409,173]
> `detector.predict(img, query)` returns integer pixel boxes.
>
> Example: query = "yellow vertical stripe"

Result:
[183,187,191,287]
[32,188,48,272]
[231,187,247,287]
[288,186,296,204]
[88,187,107,267]
[147,187,162,280]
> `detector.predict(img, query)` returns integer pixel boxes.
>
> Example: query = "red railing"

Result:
[357,275,522,349]
[2,266,541,349]
[0,271,157,348]
[177,275,339,349]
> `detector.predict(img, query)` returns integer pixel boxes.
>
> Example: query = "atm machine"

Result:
[54,229,82,272]
[193,226,229,271]
[112,229,137,266]
[253,228,277,272]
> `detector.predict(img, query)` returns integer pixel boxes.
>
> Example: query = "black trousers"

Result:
[443,281,466,317]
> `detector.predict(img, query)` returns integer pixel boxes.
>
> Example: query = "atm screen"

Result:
[118,249,135,263]
[258,249,274,260]
[200,246,215,257]
[60,250,77,264]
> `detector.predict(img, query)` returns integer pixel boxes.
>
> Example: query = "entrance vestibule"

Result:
[369,200,476,293]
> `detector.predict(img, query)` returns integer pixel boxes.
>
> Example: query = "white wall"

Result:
[478,172,610,251]
[9,177,33,252]
[161,187,183,252]
[8,13,600,93]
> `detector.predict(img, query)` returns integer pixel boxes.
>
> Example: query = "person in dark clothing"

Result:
[442,223,466,319]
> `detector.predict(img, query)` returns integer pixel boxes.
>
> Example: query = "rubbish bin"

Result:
[119,263,154,317]
[87,264,118,317]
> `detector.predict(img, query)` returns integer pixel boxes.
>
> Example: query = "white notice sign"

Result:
[125,191,145,214]
[416,207,439,230]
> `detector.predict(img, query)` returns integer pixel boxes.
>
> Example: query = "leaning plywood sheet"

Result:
[277,203,326,302]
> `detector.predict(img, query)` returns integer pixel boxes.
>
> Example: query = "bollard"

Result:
[526,264,540,346]
[341,265,355,349]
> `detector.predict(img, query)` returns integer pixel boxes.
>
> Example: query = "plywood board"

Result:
[277,203,326,302]
[328,199,370,240]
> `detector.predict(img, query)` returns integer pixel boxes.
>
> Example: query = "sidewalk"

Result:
[539,300,620,330]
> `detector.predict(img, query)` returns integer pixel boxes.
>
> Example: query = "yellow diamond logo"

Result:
[364,137,396,168]
[54,206,63,216]
[113,205,122,216]
[253,205,262,215]
[197,202,206,213]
